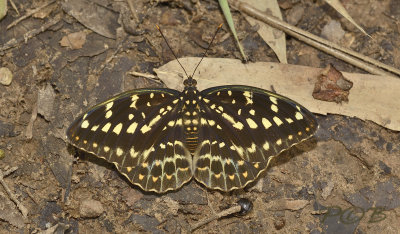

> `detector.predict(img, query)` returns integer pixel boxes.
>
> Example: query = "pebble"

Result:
[0,67,13,86]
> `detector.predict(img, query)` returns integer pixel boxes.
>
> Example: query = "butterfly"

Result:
[66,25,318,193]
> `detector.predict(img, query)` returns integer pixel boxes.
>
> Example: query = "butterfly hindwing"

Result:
[193,85,317,191]
[67,88,193,193]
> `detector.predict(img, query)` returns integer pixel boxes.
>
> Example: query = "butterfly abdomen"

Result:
[182,88,201,154]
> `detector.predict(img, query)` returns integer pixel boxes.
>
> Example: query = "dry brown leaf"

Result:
[155,57,400,131]
[60,31,87,49]
[243,0,287,63]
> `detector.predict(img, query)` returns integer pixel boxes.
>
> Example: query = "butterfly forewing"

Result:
[67,88,193,193]
[193,86,317,191]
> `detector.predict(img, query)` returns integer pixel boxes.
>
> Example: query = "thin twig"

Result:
[0,167,28,218]
[231,1,400,77]
[128,71,158,80]
[0,14,62,52]
[190,205,241,231]
[7,0,56,30]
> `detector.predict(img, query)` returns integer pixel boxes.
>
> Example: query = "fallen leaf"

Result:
[60,31,87,49]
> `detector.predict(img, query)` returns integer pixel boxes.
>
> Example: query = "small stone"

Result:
[0,67,13,86]
[321,20,345,43]
[79,198,104,218]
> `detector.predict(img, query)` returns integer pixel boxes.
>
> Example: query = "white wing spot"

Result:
[285,118,294,123]
[113,123,123,135]
[262,118,272,129]
[105,110,112,119]
[81,120,90,129]
[295,112,303,120]
[263,142,270,150]
[269,96,278,105]
[105,102,114,111]
[246,118,258,129]
[127,122,138,134]
[91,125,99,131]
[116,147,124,156]
[271,104,278,113]
[273,116,283,126]
[102,123,112,132]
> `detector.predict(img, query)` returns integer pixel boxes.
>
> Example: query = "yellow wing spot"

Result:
[161,93,165,97]
[285,118,294,124]
[138,174,144,180]
[140,125,151,134]
[217,125,222,130]
[159,108,165,114]
[262,118,272,129]
[126,167,132,172]
[218,106,223,112]
[273,116,283,126]
[93,142,98,148]
[176,119,183,125]
[130,148,138,158]
[229,174,235,180]
[203,98,210,103]
[166,106,172,111]
[155,160,160,166]
[168,120,175,127]
[185,111,190,116]
[208,119,215,126]
[127,122,138,134]
[197,167,208,171]
[210,104,216,109]
[185,100,190,105]
[219,142,225,148]
[179,167,189,172]
[295,112,303,120]
[166,174,173,180]
[226,160,231,165]
[298,131,302,136]
[104,146,110,152]
[296,105,301,111]
[150,93,154,98]
[160,143,165,149]
[193,126,197,131]
[192,119,199,125]
[288,135,293,140]
[193,111,198,116]
[269,96,278,104]
[131,95,139,101]
[83,140,87,144]
[146,102,151,107]
[152,176,159,183]
[214,173,221,179]
[105,101,114,111]
[141,112,146,119]
[276,139,282,145]
[130,100,138,109]
[116,147,124,156]
[83,113,88,120]
[128,114,134,120]
[238,160,244,166]
[162,126,167,131]
[142,162,148,168]
[254,162,259,169]
[222,113,243,130]
[217,91,221,96]
[105,110,112,119]
[271,104,278,113]
[232,99,236,104]
[192,100,197,104]
[237,109,241,115]
[102,123,112,132]
[187,127,191,131]
[75,136,79,141]
[249,109,255,115]
[91,125,99,131]
[242,171,248,178]
[200,118,207,125]
[246,118,258,129]
[228,90,232,96]
[113,123,123,135]
[172,99,179,104]
[247,143,256,153]
[306,127,310,132]
[184,119,191,125]
[263,142,270,151]
[81,120,90,129]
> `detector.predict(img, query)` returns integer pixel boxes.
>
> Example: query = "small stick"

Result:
[7,0,56,30]
[1,14,61,52]
[0,167,28,218]
[190,205,241,231]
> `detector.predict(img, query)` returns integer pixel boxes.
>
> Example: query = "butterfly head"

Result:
[183,76,197,89]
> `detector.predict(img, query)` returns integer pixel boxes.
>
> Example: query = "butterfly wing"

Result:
[67,88,193,193]
[193,86,318,191]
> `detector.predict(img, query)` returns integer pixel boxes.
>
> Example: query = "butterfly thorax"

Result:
[182,77,201,154]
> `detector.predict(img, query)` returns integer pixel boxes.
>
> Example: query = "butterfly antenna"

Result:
[156,25,190,79]
[191,23,223,78]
